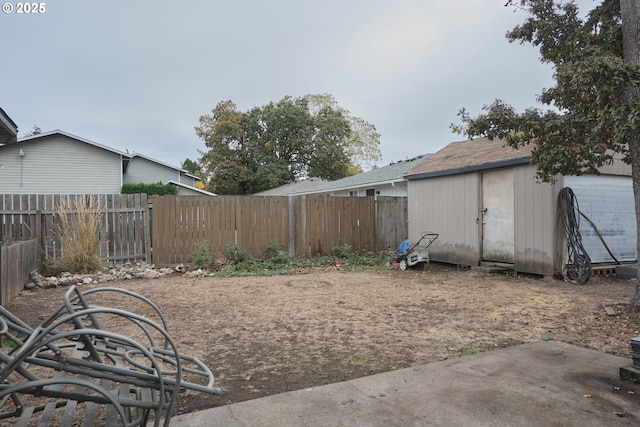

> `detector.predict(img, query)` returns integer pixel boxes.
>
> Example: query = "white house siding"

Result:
[407,173,480,266]
[124,157,191,185]
[329,182,408,197]
[0,135,122,194]
[514,164,558,275]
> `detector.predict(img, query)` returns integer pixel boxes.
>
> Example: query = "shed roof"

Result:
[293,154,430,195]
[404,137,532,180]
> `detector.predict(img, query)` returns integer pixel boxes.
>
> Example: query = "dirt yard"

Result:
[6,264,640,415]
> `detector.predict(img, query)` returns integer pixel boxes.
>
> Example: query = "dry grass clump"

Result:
[54,195,102,274]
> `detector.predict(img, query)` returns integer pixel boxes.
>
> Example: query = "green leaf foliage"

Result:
[452,0,640,183]
[121,182,178,196]
[195,94,382,194]
[181,158,200,175]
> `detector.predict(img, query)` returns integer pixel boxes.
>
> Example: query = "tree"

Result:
[23,124,42,137]
[305,94,382,172]
[451,0,640,311]
[195,95,382,194]
[181,158,199,175]
[243,96,315,192]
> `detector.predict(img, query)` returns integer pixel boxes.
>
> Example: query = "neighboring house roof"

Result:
[0,107,19,145]
[293,154,431,195]
[253,177,329,196]
[404,138,532,180]
[18,129,129,156]
[18,129,200,181]
[166,180,216,196]
[129,153,199,180]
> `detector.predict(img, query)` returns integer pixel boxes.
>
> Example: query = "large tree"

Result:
[305,94,382,173]
[196,100,252,194]
[452,0,640,310]
[196,95,381,194]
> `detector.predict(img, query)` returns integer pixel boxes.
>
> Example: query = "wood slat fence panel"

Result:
[375,196,409,251]
[0,239,39,305]
[152,195,406,265]
[0,194,149,266]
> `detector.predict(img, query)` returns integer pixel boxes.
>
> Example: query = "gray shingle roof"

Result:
[253,177,330,196]
[293,154,430,195]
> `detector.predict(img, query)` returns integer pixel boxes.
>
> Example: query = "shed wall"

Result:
[514,164,559,275]
[408,173,479,266]
[597,152,632,176]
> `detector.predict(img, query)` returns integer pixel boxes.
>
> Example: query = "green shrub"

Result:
[330,244,354,258]
[121,182,178,196]
[263,240,290,265]
[225,244,255,264]
[191,241,214,269]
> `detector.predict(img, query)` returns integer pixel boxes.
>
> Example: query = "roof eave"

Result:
[405,157,532,180]
[165,180,216,196]
[293,178,408,195]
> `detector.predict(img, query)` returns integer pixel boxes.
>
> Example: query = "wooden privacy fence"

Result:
[152,195,407,265]
[0,193,407,272]
[0,239,39,305]
[0,194,149,265]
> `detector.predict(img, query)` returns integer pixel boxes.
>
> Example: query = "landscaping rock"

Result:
[25,262,179,290]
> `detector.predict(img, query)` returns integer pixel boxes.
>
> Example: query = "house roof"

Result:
[292,154,431,195]
[17,130,198,179]
[0,107,19,145]
[165,180,216,196]
[129,153,199,180]
[404,137,532,180]
[253,177,329,196]
[18,129,129,156]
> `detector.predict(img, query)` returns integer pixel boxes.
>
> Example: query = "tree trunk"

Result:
[621,0,640,313]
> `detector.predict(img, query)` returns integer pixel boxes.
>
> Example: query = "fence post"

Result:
[0,244,4,306]
[145,195,152,264]
[288,196,297,257]
[36,209,42,267]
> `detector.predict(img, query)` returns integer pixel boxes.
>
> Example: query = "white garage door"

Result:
[563,175,636,263]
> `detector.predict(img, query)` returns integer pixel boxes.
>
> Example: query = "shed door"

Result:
[481,169,515,263]
[563,176,636,262]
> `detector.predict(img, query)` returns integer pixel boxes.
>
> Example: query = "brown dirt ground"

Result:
[6,264,640,416]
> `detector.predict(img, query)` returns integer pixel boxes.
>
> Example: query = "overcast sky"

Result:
[1,0,597,169]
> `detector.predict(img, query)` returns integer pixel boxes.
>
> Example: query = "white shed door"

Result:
[482,169,515,263]
[563,175,636,263]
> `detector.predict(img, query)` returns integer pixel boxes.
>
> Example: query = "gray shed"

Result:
[404,137,635,276]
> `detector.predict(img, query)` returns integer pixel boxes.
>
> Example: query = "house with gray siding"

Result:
[404,137,635,277]
[124,154,201,189]
[288,154,430,197]
[0,130,213,195]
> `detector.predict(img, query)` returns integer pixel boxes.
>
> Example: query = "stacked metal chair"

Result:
[0,285,220,427]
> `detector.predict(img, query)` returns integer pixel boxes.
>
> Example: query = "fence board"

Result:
[0,239,39,305]
[151,195,406,265]
[375,196,408,251]
[0,194,148,266]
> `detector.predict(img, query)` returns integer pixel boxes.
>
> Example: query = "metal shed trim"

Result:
[405,157,532,180]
